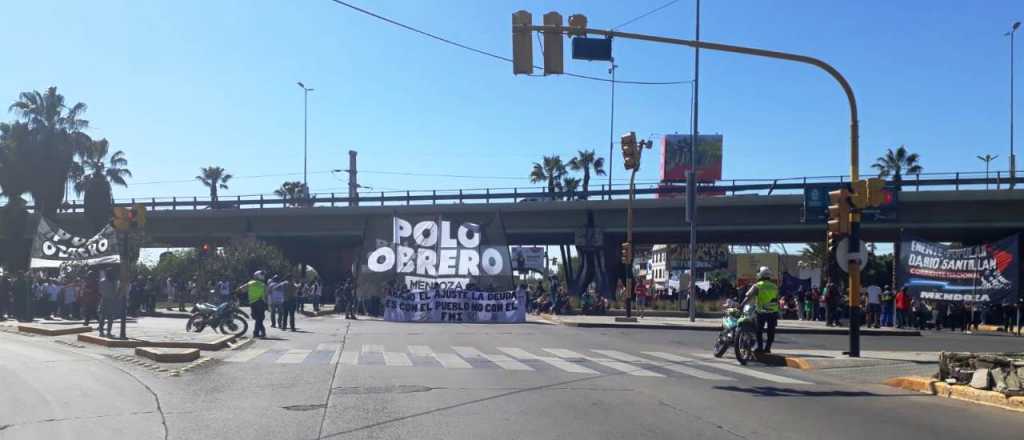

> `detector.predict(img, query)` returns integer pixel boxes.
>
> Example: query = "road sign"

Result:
[802,184,842,223]
[571,37,612,61]
[835,238,866,273]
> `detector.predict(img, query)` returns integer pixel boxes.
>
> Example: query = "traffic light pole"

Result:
[520,21,861,355]
[624,168,638,319]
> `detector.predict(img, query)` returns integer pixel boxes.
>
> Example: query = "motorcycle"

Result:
[186,301,250,336]
[712,302,758,365]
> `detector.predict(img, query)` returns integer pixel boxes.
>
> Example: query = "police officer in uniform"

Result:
[743,266,780,354]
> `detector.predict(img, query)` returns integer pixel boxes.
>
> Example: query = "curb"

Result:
[885,376,1024,413]
[558,321,921,336]
[755,353,815,370]
[300,309,336,318]
[135,347,201,363]
[18,324,93,336]
[110,353,214,377]
[77,333,239,350]
[227,336,255,351]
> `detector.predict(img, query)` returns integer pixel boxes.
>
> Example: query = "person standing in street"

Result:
[281,276,298,331]
[79,271,100,327]
[824,282,841,327]
[63,279,79,320]
[894,287,910,329]
[880,286,894,327]
[268,275,285,328]
[310,277,322,313]
[236,271,267,338]
[743,266,780,354]
[866,284,882,328]
[795,287,806,321]
[96,269,120,337]
[216,279,232,305]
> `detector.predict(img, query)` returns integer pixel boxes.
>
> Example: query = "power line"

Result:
[613,0,681,30]
[326,0,690,86]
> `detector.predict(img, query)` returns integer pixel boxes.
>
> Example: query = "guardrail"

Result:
[38,170,1024,213]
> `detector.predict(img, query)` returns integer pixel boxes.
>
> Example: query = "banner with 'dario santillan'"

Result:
[897,234,1018,304]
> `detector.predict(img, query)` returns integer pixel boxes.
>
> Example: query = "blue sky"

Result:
[0,0,1020,201]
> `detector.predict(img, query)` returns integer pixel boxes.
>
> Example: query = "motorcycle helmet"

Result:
[757,266,773,279]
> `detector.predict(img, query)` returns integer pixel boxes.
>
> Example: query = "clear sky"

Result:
[0,0,1020,202]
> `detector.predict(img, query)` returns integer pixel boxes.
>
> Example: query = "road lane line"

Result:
[276,349,312,364]
[499,347,598,374]
[383,352,413,366]
[639,352,735,380]
[225,348,269,363]
[434,352,473,369]
[688,353,813,384]
[590,350,650,363]
[545,348,663,377]
[408,345,434,356]
[338,351,359,365]
[361,344,384,353]
[316,343,340,352]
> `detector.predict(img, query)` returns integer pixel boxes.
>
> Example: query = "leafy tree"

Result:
[71,138,131,231]
[196,166,233,204]
[799,242,829,270]
[147,238,294,289]
[0,122,33,271]
[872,145,922,189]
[274,181,309,207]
[567,149,605,198]
[529,155,566,195]
[8,87,89,217]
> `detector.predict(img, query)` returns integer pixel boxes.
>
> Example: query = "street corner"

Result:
[754,353,815,370]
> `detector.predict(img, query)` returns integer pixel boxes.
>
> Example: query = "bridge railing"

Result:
[40,170,1023,213]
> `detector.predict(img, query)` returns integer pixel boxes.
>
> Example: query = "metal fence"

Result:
[39,170,1023,213]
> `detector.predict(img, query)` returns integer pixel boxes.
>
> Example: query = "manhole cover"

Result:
[333,384,437,395]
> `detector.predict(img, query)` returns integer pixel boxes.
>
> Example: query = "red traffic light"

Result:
[881,189,894,206]
[201,243,211,253]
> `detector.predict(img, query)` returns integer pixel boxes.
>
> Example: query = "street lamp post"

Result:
[978,154,999,190]
[1008,22,1020,189]
[296,82,314,194]
[687,0,701,323]
[608,62,617,199]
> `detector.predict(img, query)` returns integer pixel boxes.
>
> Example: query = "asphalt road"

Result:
[2,316,1023,440]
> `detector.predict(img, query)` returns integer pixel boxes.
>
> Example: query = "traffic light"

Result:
[567,14,588,36]
[199,243,212,258]
[620,242,632,265]
[621,131,640,170]
[111,207,131,231]
[512,10,533,75]
[827,188,851,236]
[130,204,147,229]
[542,12,563,75]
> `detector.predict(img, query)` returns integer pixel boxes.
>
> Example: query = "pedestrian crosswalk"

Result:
[222,344,814,385]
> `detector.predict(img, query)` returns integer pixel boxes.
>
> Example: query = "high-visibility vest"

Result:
[756,280,780,313]
[247,280,266,304]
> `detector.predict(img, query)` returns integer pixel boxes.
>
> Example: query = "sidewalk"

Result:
[5,316,240,350]
[537,314,921,336]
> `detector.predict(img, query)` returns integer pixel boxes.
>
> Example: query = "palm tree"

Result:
[567,150,605,199]
[196,166,233,204]
[0,122,34,271]
[562,177,580,200]
[72,138,131,230]
[274,181,308,207]
[871,145,922,189]
[529,155,566,195]
[8,87,90,217]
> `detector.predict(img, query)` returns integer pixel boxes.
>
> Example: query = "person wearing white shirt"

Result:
[866,285,882,328]
[216,280,232,304]
[268,276,286,328]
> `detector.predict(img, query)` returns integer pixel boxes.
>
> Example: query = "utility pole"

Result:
[348,150,359,207]
[686,0,701,323]
[296,82,314,195]
[1008,22,1021,189]
[607,62,617,198]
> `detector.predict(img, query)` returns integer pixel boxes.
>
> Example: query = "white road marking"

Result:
[434,352,473,369]
[338,351,359,365]
[224,348,269,363]
[408,345,434,356]
[383,352,413,366]
[361,344,384,353]
[316,343,340,352]
[689,353,814,384]
[639,352,735,380]
[499,347,599,374]
[545,348,663,377]
[275,349,312,364]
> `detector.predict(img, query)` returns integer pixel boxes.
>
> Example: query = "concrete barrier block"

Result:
[135,347,200,363]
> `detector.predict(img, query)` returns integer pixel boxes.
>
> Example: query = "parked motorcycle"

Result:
[712,302,758,365]
[186,302,249,336]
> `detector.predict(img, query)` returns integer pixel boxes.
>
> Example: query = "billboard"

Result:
[661,134,723,182]
[667,244,730,271]
[510,246,546,272]
[896,234,1019,305]
[735,253,780,286]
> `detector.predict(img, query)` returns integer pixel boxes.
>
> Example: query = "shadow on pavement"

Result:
[713,386,918,398]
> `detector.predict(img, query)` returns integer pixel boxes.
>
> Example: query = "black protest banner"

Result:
[358,213,514,295]
[897,234,1018,304]
[30,218,121,269]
